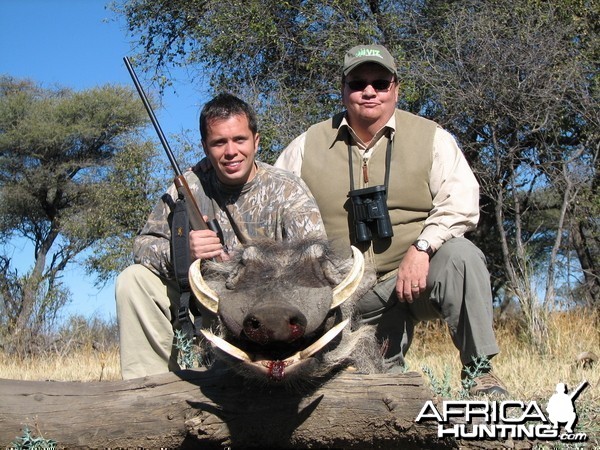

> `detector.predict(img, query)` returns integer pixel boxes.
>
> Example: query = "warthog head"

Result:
[188,239,382,384]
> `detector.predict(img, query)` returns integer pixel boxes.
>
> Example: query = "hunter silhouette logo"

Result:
[546,381,588,434]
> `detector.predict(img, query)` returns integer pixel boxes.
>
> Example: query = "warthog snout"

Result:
[243,305,307,345]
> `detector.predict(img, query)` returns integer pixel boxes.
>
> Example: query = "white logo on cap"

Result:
[354,49,383,59]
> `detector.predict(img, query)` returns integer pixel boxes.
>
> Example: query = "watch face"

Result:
[417,240,429,251]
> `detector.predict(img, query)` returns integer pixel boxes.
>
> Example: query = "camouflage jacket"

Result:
[134,159,327,278]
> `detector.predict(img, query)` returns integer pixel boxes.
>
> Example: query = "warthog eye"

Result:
[247,317,261,329]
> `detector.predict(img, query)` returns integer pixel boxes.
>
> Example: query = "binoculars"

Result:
[348,185,393,243]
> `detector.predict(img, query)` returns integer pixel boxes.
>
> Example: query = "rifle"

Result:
[124,57,223,338]
[568,380,589,401]
[123,56,223,238]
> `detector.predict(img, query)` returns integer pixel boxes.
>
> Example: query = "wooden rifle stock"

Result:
[123,57,224,262]
[173,176,209,231]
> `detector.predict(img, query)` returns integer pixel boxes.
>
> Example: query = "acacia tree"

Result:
[117,0,599,317]
[0,77,162,354]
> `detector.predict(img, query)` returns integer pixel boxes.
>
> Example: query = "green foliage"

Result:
[174,329,208,369]
[459,355,492,399]
[174,329,196,369]
[0,76,160,353]
[421,365,454,399]
[10,426,56,450]
[422,355,492,400]
[82,139,166,284]
[399,0,599,312]
[115,0,412,156]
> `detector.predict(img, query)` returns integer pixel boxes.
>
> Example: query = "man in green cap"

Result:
[275,44,508,396]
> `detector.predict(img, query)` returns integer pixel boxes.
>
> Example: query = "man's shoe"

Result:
[467,371,509,397]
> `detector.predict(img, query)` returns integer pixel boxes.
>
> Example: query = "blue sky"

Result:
[1,0,210,321]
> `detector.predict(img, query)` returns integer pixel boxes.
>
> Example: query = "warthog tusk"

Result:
[200,329,252,362]
[189,259,219,314]
[330,246,364,309]
[294,319,349,360]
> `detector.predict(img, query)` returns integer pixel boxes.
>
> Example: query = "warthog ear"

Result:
[225,245,260,289]
[330,246,365,309]
[188,259,219,314]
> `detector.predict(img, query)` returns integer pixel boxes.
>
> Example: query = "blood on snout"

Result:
[242,306,307,345]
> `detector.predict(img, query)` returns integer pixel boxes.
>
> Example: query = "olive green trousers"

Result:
[356,237,500,370]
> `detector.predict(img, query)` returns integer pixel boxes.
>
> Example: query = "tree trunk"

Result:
[0,368,456,449]
[570,219,600,307]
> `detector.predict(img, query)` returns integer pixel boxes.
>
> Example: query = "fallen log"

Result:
[0,368,455,449]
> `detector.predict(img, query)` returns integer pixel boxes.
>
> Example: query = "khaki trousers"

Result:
[115,264,183,380]
[356,237,500,370]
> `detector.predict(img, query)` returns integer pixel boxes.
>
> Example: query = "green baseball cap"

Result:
[343,44,397,77]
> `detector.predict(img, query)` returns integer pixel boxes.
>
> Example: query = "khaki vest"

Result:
[302,109,437,274]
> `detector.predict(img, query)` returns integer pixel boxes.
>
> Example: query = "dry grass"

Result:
[406,309,600,445]
[1,310,597,400]
[0,315,121,382]
[407,310,599,403]
[0,342,121,382]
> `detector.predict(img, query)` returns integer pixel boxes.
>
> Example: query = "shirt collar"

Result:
[332,111,397,150]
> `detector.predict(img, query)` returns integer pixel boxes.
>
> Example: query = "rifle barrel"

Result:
[123,56,182,177]
[569,380,589,400]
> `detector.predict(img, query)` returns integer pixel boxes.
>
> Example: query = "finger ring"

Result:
[411,284,419,288]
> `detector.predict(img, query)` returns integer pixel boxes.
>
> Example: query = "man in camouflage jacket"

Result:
[116,93,326,380]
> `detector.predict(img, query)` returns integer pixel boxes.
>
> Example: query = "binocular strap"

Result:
[348,136,393,191]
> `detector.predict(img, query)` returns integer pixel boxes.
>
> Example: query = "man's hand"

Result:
[396,245,430,303]
[189,216,230,261]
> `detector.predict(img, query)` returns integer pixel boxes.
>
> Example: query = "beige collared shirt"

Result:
[274,113,480,251]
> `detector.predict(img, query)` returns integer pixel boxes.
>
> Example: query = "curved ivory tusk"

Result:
[330,246,364,309]
[188,259,219,314]
[200,330,252,362]
[295,319,349,360]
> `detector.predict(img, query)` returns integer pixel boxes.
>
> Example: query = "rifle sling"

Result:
[170,195,199,340]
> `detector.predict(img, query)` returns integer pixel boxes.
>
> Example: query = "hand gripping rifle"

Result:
[124,56,222,338]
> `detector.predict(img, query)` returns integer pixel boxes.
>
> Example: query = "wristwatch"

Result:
[412,239,434,257]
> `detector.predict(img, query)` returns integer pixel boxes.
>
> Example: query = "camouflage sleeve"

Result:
[263,164,327,240]
[133,183,178,278]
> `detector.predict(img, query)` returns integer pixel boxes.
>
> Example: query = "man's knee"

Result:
[425,237,493,320]
[116,264,145,286]
[116,264,148,304]
[357,275,398,321]
[434,237,486,268]
[115,264,171,313]
[429,238,491,293]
